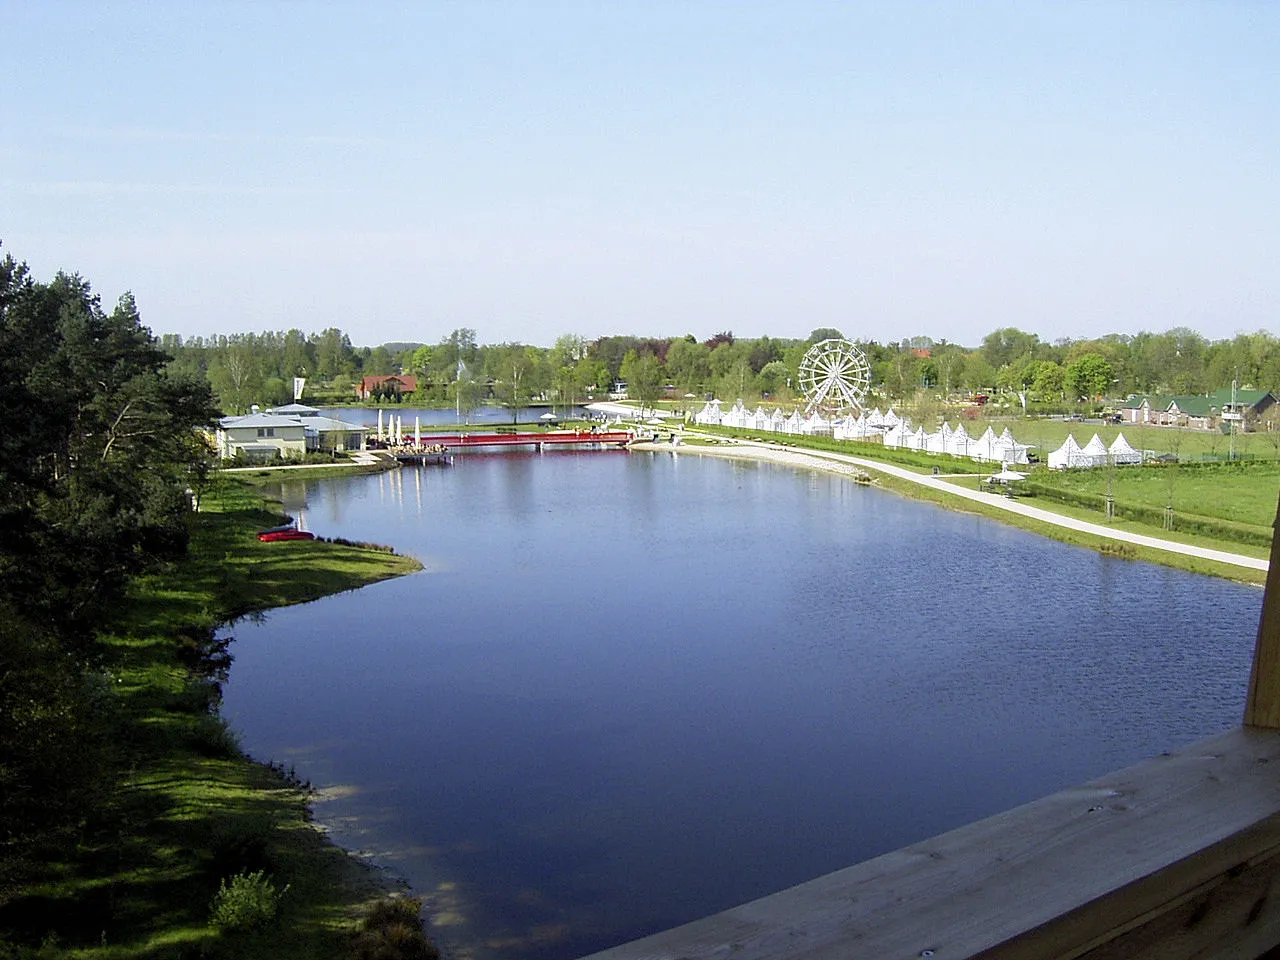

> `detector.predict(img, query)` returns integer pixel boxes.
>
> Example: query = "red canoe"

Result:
[257,529,316,542]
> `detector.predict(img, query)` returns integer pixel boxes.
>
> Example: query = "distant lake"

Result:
[222,450,1261,960]
[320,404,595,429]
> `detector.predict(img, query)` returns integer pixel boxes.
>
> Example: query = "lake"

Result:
[221,450,1261,960]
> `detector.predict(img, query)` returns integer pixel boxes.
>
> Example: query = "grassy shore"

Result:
[683,425,1274,584]
[1,477,421,959]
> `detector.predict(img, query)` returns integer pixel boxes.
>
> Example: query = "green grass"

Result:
[944,415,1280,463]
[1023,461,1280,529]
[0,478,421,959]
[687,425,1274,584]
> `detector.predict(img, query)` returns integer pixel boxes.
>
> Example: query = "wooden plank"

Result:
[1245,492,1280,728]
[579,727,1280,960]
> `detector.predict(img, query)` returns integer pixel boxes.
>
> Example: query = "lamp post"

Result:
[1230,378,1238,461]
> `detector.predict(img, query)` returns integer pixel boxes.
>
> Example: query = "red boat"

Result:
[257,529,315,542]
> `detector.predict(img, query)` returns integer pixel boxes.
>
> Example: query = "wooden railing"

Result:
[581,503,1280,960]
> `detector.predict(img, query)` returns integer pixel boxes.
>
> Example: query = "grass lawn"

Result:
[950,416,1280,464]
[0,477,422,959]
[690,424,1275,583]
[1025,462,1280,530]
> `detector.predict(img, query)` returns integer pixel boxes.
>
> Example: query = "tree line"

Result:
[165,322,1280,416]
[0,247,218,891]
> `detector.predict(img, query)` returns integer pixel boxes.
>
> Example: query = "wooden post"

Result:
[1244,492,1280,727]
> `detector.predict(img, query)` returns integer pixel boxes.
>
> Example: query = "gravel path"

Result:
[655,436,1269,572]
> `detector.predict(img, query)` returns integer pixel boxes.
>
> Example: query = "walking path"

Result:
[681,434,1269,572]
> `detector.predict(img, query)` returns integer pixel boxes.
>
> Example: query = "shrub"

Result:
[1098,542,1137,560]
[208,813,275,879]
[350,897,439,960]
[190,714,241,758]
[209,869,287,931]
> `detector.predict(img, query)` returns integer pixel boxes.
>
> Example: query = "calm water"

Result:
[222,451,1261,960]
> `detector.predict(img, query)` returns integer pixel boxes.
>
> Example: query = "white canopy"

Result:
[1048,434,1084,469]
[694,399,723,425]
[1109,432,1143,465]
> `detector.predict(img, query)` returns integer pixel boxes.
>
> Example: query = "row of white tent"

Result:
[694,399,906,435]
[694,399,1146,469]
[883,421,1032,465]
[1047,433,1142,468]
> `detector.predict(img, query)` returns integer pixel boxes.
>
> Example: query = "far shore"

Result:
[631,435,1268,582]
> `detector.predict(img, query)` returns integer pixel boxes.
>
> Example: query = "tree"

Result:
[0,246,218,863]
[487,343,535,423]
[314,327,356,377]
[807,328,844,343]
[980,327,1040,370]
[757,360,789,397]
[963,356,996,394]
[1064,353,1113,401]
[620,350,663,415]
[1031,360,1065,400]
[718,358,757,402]
[367,346,394,376]
[665,337,710,394]
[407,345,433,380]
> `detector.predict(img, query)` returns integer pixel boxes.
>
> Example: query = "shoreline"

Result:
[632,437,1267,581]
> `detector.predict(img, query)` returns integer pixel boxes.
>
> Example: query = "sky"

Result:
[2,2,1277,349]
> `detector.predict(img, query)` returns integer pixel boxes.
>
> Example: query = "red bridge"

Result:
[385,430,636,453]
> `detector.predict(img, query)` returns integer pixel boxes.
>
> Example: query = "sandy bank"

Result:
[628,440,873,483]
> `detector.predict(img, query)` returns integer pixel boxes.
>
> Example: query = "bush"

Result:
[209,869,287,931]
[208,814,276,879]
[350,897,439,960]
[190,714,241,758]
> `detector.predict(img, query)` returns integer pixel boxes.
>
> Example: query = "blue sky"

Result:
[3,2,1277,348]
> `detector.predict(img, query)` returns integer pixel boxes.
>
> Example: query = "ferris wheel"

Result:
[798,338,871,417]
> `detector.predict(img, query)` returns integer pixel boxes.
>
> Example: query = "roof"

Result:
[268,403,321,415]
[361,374,418,390]
[1209,387,1274,408]
[219,413,306,429]
[1120,395,1161,410]
[1166,395,1219,417]
[299,415,366,432]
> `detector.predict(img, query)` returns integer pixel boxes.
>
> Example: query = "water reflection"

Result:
[233,452,1261,960]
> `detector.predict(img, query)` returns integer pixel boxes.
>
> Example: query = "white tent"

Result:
[970,427,1000,462]
[996,427,1032,465]
[883,408,901,428]
[1109,432,1143,465]
[866,407,885,428]
[694,399,723,425]
[752,406,772,430]
[835,415,867,440]
[1048,434,1084,469]
[783,410,804,434]
[718,400,747,428]
[771,408,786,431]
[947,424,973,458]
[1081,434,1111,467]
[801,412,831,434]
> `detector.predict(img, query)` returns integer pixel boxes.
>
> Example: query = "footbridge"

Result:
[380,430,635,455]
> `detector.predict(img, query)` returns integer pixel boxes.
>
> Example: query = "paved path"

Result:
[698,435,1269,572]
